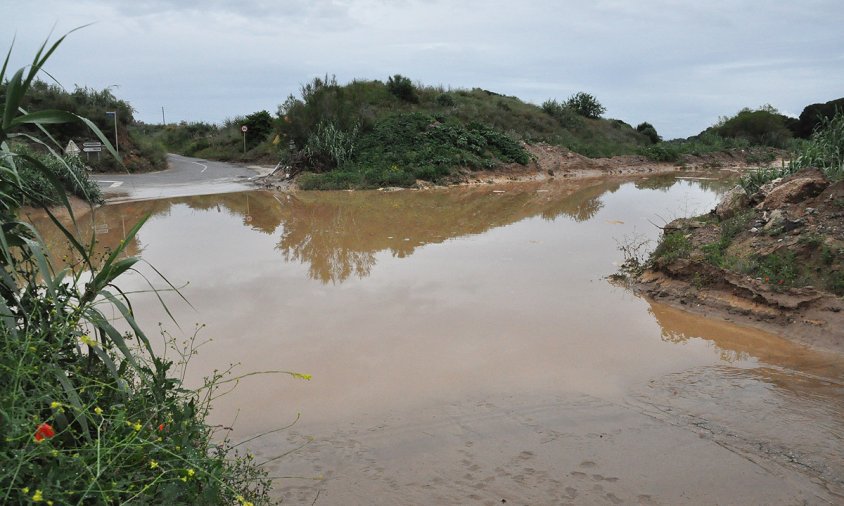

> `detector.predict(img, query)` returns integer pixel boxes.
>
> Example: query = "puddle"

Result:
[29,175,844,503]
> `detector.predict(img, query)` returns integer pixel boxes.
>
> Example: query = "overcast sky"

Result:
[4,0,843,139]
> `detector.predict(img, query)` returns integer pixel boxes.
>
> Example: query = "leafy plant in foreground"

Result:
[1,33,279,505]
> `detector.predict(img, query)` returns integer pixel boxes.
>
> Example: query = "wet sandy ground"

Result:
[266,390,835,505]
[31,175,844,504]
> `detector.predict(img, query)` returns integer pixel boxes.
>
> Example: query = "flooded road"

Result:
[31,175,844,504]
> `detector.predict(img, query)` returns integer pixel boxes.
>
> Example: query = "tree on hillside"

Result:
[794,98,844,138]
[243,110,273,146]
[566,92,605,119]
[541,98,581,128]
[386,74,418,103]
[714,106,793,148]
[636,122,661,143]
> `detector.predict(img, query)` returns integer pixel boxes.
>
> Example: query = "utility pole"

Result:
[161,106,166,125]
[106,111,119,155]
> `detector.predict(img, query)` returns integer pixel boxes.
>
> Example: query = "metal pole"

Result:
[243,131,246,154]
[161,106,166,125]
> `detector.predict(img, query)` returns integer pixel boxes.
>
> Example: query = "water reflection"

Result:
[647,300,844,381]
[27,174,723,285]
[634,173,736,194]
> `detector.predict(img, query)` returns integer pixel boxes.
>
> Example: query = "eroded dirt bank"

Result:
[631,168,844,354]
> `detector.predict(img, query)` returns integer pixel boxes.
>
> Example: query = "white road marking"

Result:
[97,180,124,188]
[191,161,208,173]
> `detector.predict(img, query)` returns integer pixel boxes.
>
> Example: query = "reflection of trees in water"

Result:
[539,181,620,222]
[634,174,680,192]
[272,181,626,283]
[32,181,626,284]
[634,174,737,196]
[33,176,723,285]
[276,201,377,283]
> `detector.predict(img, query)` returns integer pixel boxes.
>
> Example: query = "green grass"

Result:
[702,210,755,267]
[741,251,801,289]
[650,231,692,264]
[740,112,844,193]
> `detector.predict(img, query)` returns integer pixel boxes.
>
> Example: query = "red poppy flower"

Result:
[158,423,165,432]
[34,423,55,442]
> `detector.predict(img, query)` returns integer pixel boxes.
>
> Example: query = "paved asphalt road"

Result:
[92,154,265,203]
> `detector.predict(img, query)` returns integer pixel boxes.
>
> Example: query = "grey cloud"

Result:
[5,0,844,138]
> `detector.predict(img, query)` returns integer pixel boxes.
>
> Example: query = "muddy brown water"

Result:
[30,175,844,504]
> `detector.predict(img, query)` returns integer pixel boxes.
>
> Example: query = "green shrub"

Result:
[636,122,661,144]
[304,121,359,170]
[565,92,606,119]
[243,110,274,148]
[386,74,418,103]
[794,98,844,138]
[639,144,680,162]
[10,146,102,205]
[740,112,844,192]
[714,106,793,148]
[436,93,455,107]
[541,99,582,128]
[789,112,844,180]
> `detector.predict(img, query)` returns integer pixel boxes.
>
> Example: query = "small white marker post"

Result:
[241,125,248,154]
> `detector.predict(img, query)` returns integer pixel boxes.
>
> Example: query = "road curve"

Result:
[92,154,263,203]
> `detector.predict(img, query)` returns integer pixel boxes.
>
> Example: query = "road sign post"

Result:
[82,141,102,161]
[65,140,80,156]
[241,125,248,154]
[106,111,119,155]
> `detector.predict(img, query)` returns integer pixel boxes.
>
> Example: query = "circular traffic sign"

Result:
[241,125,248,132]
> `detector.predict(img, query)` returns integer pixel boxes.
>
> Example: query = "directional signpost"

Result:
[241,125,248,154]
[82,141,102,161]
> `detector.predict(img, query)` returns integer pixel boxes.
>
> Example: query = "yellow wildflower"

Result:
[180,476,187,482]
[187,469,195,477]
[22,487,29,494]
[291,372,312,381]
[149,460,159,469]
[94,407,103,415]
[50,401,61,409]
[32,489,44,502]
[132,421,142,432]
[80,335,98,348]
